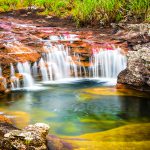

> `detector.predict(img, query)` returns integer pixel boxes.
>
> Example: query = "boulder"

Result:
[118,43,150,88]
[0,123,50,150]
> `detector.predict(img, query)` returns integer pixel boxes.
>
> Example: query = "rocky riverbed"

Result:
[0,10,128,93]
[0,10,149,92]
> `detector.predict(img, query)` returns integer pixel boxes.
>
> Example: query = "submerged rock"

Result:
[0,123,50,150]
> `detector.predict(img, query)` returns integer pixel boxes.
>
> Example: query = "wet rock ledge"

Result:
[115,23,150,91]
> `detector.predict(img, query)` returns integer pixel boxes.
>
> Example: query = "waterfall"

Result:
[10,63,20,89]
[32,62,38,77]
[17,62,34,87]
[10,63,15,76]
[90,48,127,78]
[39,58,49,81]
[39,44,78,81]
[10,76,20,89]
[8,40,127,90]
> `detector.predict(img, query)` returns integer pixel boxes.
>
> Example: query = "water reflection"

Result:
[120,97,150,119]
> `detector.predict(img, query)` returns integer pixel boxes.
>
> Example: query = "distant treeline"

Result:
[0,0,149,26]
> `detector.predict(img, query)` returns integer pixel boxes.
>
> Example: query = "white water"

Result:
[5,38,126,90]
[10,63,20,89]
[10,76,20,89]
[17,62,34,87]
[32,62,38,77]
[90,48,127,78]
[41,44,78,81]
[39,58,49,81]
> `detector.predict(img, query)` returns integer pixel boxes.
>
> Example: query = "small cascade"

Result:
[7,37,127,90]
[10,63,15,76]
[10,76,20,89]
[39,44,79,81]
[39,58,49,81]
[90,48,127,78]
[32,62,38,77]
[17,62,34,87]
[10,63,20,89]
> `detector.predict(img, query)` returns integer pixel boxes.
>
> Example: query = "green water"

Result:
[0,79,149,136]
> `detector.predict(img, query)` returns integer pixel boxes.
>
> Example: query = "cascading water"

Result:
[17,62,34,87]
[39,58,49,81]
[89,48,127,78]
[39,43,78,81]
[8,33,127,90]
[10,63,20,89]
[32,62,38,78]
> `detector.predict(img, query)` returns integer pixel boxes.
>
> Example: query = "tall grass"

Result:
[128,0,150,20]
[72,0,150,25]
[72,0,98,26]
[0,0,149,25]
[0,0,19,11]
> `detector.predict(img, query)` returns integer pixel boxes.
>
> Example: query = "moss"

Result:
[0,109,30,129]
[82,87,149,98]
[62,123,150,150]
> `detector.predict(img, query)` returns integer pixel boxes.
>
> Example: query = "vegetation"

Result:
[0,0,149,25]
[63,123,150,150]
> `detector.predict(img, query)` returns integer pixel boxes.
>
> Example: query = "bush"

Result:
[0,0,19,11]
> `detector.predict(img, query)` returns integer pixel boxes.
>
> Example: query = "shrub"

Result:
[0,0,19,11]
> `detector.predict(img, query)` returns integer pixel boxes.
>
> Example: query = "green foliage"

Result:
[0,0,19,11]
[128,0,150,19]
[72,0,125,25]
[72,0,97,25]
[23,0,35,9]
[35,0,52,10]
[50,0,69,16]
[0,0,149,24]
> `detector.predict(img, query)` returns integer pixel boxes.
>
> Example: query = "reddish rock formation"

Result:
[0,15,128,93]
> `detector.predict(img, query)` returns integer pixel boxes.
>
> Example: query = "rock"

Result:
[0,115,12,124]
[112,23,150,47]
[0,123,50,150]
[0,77,7,93]
[117,23,150,91]
[0,123,18,138]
